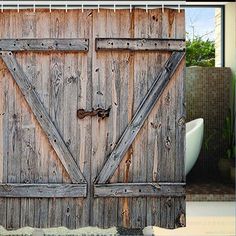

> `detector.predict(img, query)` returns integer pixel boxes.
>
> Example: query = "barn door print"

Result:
[93,45,186,229]
[0,9,185,229]
[0,40,88,190]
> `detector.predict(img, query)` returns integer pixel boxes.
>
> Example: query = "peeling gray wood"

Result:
[0,51,86,184]
[0,184,87,197]
[96,52,185,184]
[0,38,89,51]
[96,38,185,51]
[94,183,185,197]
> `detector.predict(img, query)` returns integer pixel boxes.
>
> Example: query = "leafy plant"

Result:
[222,76,235,160]
[204,130,217,153]
[186,37,215,67]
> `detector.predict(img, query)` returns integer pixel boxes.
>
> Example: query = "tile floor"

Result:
[186,182,235,201]
[145,201,235,236]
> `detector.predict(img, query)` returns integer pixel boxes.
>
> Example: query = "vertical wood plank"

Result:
[103,9,131,228]
[48,9,65,228]
[131,9,149,229]
[174,9,186,184]
[116,10,134,229]
[158,9,185,229]
[34,9,51,228]
[173,9,186,228]
[19,11,37,228]
[91,9,107,227]
[6,10,21,229]
[75,9,93,228]
[159,9,175,229]
[62,9,78,229]
[0,60,7,227]
[33,9,54,228]
[146,9,163,227]
[0,10,8,228]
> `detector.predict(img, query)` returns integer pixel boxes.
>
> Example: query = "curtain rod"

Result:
[0,1,186,8]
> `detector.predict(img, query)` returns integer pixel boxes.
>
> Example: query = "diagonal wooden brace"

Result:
[0,51,86,184]
[95,52,185,184]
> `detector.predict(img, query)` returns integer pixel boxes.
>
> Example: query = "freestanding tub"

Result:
[185,118,204,175]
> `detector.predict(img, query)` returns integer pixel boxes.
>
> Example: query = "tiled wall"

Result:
[186,67,232,180]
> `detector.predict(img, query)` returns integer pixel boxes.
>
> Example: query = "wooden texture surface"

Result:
[96,52,184,184]
[0,9,185,230]
[0,38,89,51]
[96,38,185,51]
[0,51,86,184]
[94,183,185,197]
[0,184,87,197]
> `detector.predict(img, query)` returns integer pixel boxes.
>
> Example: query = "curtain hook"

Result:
[130,4,132,13]
[113,4,116,13]
[178,4,181,13]
[17,3,20,13]
[1,3,3,13]
[146,4,148,13]
[81,4,84,13]
[162,4,164,13]
[49,4,51,13]
[65,4,67,12]
[33,4,35,13]
[98,4,100,13]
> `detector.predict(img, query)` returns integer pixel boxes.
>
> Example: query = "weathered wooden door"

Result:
[0,9,185,230]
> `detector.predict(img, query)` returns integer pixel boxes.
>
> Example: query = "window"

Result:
[185,6,224,67]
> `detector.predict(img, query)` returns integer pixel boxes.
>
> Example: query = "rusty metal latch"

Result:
[77,107,111,119]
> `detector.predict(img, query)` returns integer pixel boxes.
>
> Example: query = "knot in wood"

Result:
[178,116,186,126]
[12,113,17,119]
[125,158,132,165]
[175,212,186,227]
[165,136,171,149]
[24,178,30,184]
[165,93,171,105]
[2,184,13,192]
[66,139,71,147]
[27,84,35,91]
[67,75,78,84]
[165,197,172,207]
[96,91,103,95]
[150,122,161,129]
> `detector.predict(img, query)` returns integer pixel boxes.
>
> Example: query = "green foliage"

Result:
[186,37,215,67]
[204,130,217,153]
[222,110,235,159]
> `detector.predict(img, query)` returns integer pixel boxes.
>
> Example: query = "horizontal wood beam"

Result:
[95,52,185,184]
[94,183,185,197]
[0,51,86,184]
[96,38,185,51]
[0,184,87,198]
[0,38,89,51]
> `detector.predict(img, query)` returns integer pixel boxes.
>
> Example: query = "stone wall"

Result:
[186,67,232,180]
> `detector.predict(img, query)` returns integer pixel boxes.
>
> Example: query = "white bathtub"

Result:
[185,118,204,175]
